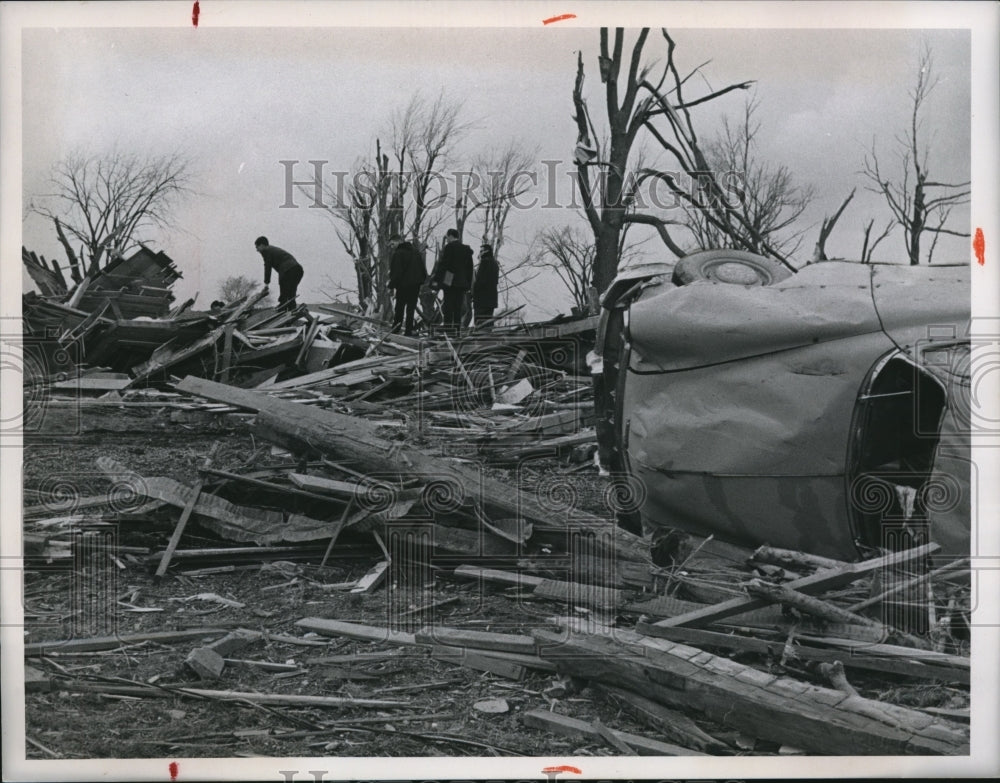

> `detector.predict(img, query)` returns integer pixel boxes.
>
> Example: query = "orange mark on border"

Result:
[542,766,582,774]
[974,227,985,266]
[543,13,576,25]
[192,1,200,27]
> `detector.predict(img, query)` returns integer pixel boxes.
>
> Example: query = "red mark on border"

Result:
[543,13,576,25]
[169,761,179,780]
[973,227,985,266]
[542,766,582,774]
[192,1,200,27]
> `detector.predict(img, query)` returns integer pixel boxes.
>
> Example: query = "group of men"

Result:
[254,229,499,337]
[389,228,499,336]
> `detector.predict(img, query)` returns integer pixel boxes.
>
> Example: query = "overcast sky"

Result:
[9,4,986,318]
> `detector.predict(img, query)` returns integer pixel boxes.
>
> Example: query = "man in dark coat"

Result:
[388,234,427,336]
[255,236,304,310]
[472,243,500,328]
[431,228,473,335]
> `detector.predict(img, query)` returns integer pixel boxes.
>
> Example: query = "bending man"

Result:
[255,236,304,310]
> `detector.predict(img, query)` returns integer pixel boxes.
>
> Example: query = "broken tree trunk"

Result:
[174,376,651,564]
[532,627,968,755]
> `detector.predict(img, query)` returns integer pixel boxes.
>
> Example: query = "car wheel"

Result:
[671,249,793,287]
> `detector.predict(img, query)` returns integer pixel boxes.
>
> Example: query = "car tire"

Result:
[671,249,793,287]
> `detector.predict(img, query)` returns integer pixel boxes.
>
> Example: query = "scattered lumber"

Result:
[522,708,707,756]
[175,375,651,564]
[649,543,939,630]
[597,684,731,753]
[532,626,968,755]
[744,578,883,628]
[634,620,969,683]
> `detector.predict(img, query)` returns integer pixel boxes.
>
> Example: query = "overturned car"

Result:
[593,250,971,561]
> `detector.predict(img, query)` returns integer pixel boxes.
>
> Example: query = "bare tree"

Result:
[572,28,757,293]
[536,225,597,312]
[861,44,970,265]
[813,189,855,262]
[308,93,469,315]
[685,95,814,258]
[860,217,894,264]
[455,141,538,259]
[30,150,191,279]
[218,274,271,305]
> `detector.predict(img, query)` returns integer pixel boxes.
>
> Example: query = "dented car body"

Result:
[594,257,971,561]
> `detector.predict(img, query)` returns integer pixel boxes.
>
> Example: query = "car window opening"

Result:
[851,355,947,552]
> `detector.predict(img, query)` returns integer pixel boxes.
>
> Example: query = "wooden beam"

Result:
[533,627,968,755]
[25,628,231,656]
[650,543,939,630]
[635,621,969,684]
[155,442,220,577]
[430,646,527,680]
[414,626,537,655]
[295,617,418,647]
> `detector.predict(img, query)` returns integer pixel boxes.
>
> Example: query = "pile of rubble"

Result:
[20,246,972,757]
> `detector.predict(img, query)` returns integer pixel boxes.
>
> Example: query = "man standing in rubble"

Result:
[472,242,500,328]
[387,233,426,336]
[255,236,304,310]
[431,228,473,336]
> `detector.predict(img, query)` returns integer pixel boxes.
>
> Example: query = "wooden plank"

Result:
[55,680,408,708]
[287,472,371,497]
[430,646,526,680]
[794,635,970,669]
[751,545,848,572]
[201,468,345,505]
[350,561,389,593]
[295,617,418,647]
[522,708,705,756]
[533,627,968,755]
[651,543,940,630]
[51,376,132,391]
[130,326,225,385]
[414,626,537,655]
[218,323,235,383]
[24,628,231,656]
[634,621,969,684]
[155,443,219,577]
[265,354,414,390]
[452,565,545,588]
[744,578,883,628]
[96,459,337,546]
[597,684,732,753]
[430,525,516,557]
[532,579,623,610]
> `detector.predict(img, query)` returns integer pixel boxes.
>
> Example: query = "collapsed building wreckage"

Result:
[21,246,973,756]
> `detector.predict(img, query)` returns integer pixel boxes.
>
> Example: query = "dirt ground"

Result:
[20,404,970,761]
[19,405,667,760]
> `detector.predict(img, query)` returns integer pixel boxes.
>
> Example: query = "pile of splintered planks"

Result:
[289,537,970,756]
